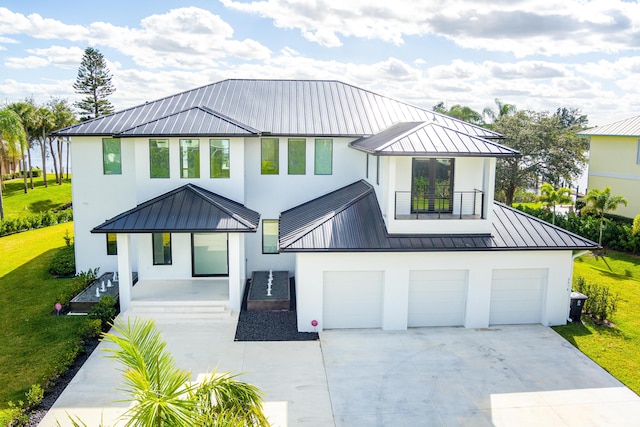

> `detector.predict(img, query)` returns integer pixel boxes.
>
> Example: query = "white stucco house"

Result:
[54,79,597,332]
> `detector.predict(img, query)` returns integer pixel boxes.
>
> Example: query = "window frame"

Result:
[152,233,172,265]
[262,219,279,254]
[261,138,279,175]
[191,233,229,277]
[314,138,333,175]
[106,233,117,255]
[179,139,200,178]
[149,139,170,178]
[210,139,230,178]
[288,138,306,175]
[102,138,122,175]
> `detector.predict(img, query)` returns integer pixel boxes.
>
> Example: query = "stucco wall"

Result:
[295,250,574,332]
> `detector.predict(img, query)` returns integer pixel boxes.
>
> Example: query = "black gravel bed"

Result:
[234,310,318,341]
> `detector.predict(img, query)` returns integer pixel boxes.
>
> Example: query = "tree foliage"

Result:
[583,186,628,246]
[536,183,572,224]
[482,98,517,125]
[73,47,116,120]
[432,102,484,125]
[0,108,27,219]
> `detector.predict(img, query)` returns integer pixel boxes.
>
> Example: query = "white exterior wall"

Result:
[244,136,366,273]
[295,250,574,332]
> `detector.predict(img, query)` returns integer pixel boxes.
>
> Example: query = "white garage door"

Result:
[323,271,384,329]
[490,269,546,325]
[408,270,468,327]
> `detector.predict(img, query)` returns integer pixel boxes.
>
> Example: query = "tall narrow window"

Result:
[102,138,121,175]
[192,233,228,276]
[315,139,332,175]
[149,139,170,178]
[288,138,306,174]
[210,139,230,178]
[261,138,279,174]
[262,220,279,254]
[365,154,369,179]
[180,139,200,178]
[376,156,380,185]
[152,233,172,265]
[106,233,117,255]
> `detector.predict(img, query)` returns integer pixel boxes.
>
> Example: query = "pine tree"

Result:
[73,47,116,120]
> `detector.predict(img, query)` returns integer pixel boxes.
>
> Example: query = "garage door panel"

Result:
[323,271,383,329]
[408,270,467,327]
[490,269,546,325]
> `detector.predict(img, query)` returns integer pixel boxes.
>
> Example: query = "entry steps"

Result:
[122,300,231,323]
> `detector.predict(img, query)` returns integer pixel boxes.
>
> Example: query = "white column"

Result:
[464,264,492,328]
[228,233,241,312]
[116,233,133,312]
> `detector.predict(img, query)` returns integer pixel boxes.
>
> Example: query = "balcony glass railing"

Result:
[395,190,484,219]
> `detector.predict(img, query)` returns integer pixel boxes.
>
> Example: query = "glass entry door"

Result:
[411,158,454,213]
[192,233,228,276]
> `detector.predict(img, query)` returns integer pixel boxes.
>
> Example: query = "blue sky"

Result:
[1,0,640,126]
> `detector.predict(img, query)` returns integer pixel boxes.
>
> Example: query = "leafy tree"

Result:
[432,102,484,125]
[99,318,269,427]
[493,110,589,205]
[583,186,628,246]
[536,183,572,224]
[73,47,116,120]
[0,108,27,219]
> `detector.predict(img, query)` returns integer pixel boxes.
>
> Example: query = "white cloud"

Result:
[4,55,49,68]
[0,7,89,40]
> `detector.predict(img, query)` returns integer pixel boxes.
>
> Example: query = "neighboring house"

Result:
[578,114,640,218]
[53,79,597,332]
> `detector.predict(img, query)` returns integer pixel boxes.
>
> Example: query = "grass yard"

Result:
[553,250,640,395]
[0,223,86,412]
[1,174,72,219]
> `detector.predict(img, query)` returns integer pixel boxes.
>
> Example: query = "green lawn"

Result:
[0,223,86,410]
[1,174,72,219]
[553,250,640,395]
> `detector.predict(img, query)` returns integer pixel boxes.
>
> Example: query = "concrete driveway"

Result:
[39,316,640,426]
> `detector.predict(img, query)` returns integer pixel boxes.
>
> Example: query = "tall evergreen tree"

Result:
[73,47,116,120]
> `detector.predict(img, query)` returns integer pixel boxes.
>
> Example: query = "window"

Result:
[262,220,279,254]
[261,138,279,174]
[376,156,380,185]
[149,139,170,178]
[288,138,306,174]
[102,138,121,175]
[180,139,200,178]
[315,139,332,175]
[192,233,228,276]
[106,233,117,255]
[210,139,230,178]
[152,233,172,265]
[365,154,369,179]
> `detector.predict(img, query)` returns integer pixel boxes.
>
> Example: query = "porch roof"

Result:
[278,180,598,252]
[349,121,519,157]
[92,184,260,233]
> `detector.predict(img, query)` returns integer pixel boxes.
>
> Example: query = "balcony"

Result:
[395,190,485,220]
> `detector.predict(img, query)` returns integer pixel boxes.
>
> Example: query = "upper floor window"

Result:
[315,139,332,175]
[152,233,172,265]
[288,138,306,174]
[149,139,170,178]
[180,139,200,178]
[261,138,279,174]
[210,139,230,178]
[262,219,279,254]
[102,138,121,175]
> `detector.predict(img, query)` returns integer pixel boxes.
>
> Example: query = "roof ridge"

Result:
[372,121,429,152]
[198,106,259,134]
[185,184,257,230]
[426,121,520,155]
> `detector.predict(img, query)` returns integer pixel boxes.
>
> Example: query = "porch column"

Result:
[116,233,133,312]
[228,233,242,311]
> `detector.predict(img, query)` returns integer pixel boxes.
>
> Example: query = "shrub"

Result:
[0,208,73,237]
[76,268,99,286]
[4,384,44,426]
[88,295,118,332]
[79,318,103,340]
[633,214,640,237]
[49,245,75,277]
[574,276,619,323]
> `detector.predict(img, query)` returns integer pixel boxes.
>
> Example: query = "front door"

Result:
[411,158,454,213]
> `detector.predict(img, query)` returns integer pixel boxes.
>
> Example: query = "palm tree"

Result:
[536,183,572,225]
[100,318,269,427]
[482,98,516,125]
[0,108,27,219]
[583,186,628,246]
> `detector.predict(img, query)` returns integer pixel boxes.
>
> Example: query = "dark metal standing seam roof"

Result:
[349,122,519,157]
[278,180,599,252]
[91,184,260,233]
[52,79,504,139]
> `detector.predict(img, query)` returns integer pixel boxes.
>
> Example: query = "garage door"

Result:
[323,271,384,329]
[490,269,546,325]
[408,270,468,327]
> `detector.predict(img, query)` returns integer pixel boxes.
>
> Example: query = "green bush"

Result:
[633,214,640,237]
[49,245,76,277]
[0,208,73,237]
[79,318,103,340]
[574,276,619,322]
[88,295,118,332]
[4,384,44,426]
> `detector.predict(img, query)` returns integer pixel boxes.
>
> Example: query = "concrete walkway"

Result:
[39,317,640,426]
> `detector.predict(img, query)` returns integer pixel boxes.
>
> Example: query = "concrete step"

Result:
[122,300,231,323]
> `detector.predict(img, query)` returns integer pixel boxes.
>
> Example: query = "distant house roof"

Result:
[279,180,598,252]
[350,121,519,157]
[578,114,640,137]
[91,184,260,233]
[53,79,503,140]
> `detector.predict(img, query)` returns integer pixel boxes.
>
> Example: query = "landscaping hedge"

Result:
[515,205,640,254]
[0,208,73,237]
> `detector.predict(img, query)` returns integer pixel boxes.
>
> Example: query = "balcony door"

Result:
[411,158,454,213]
